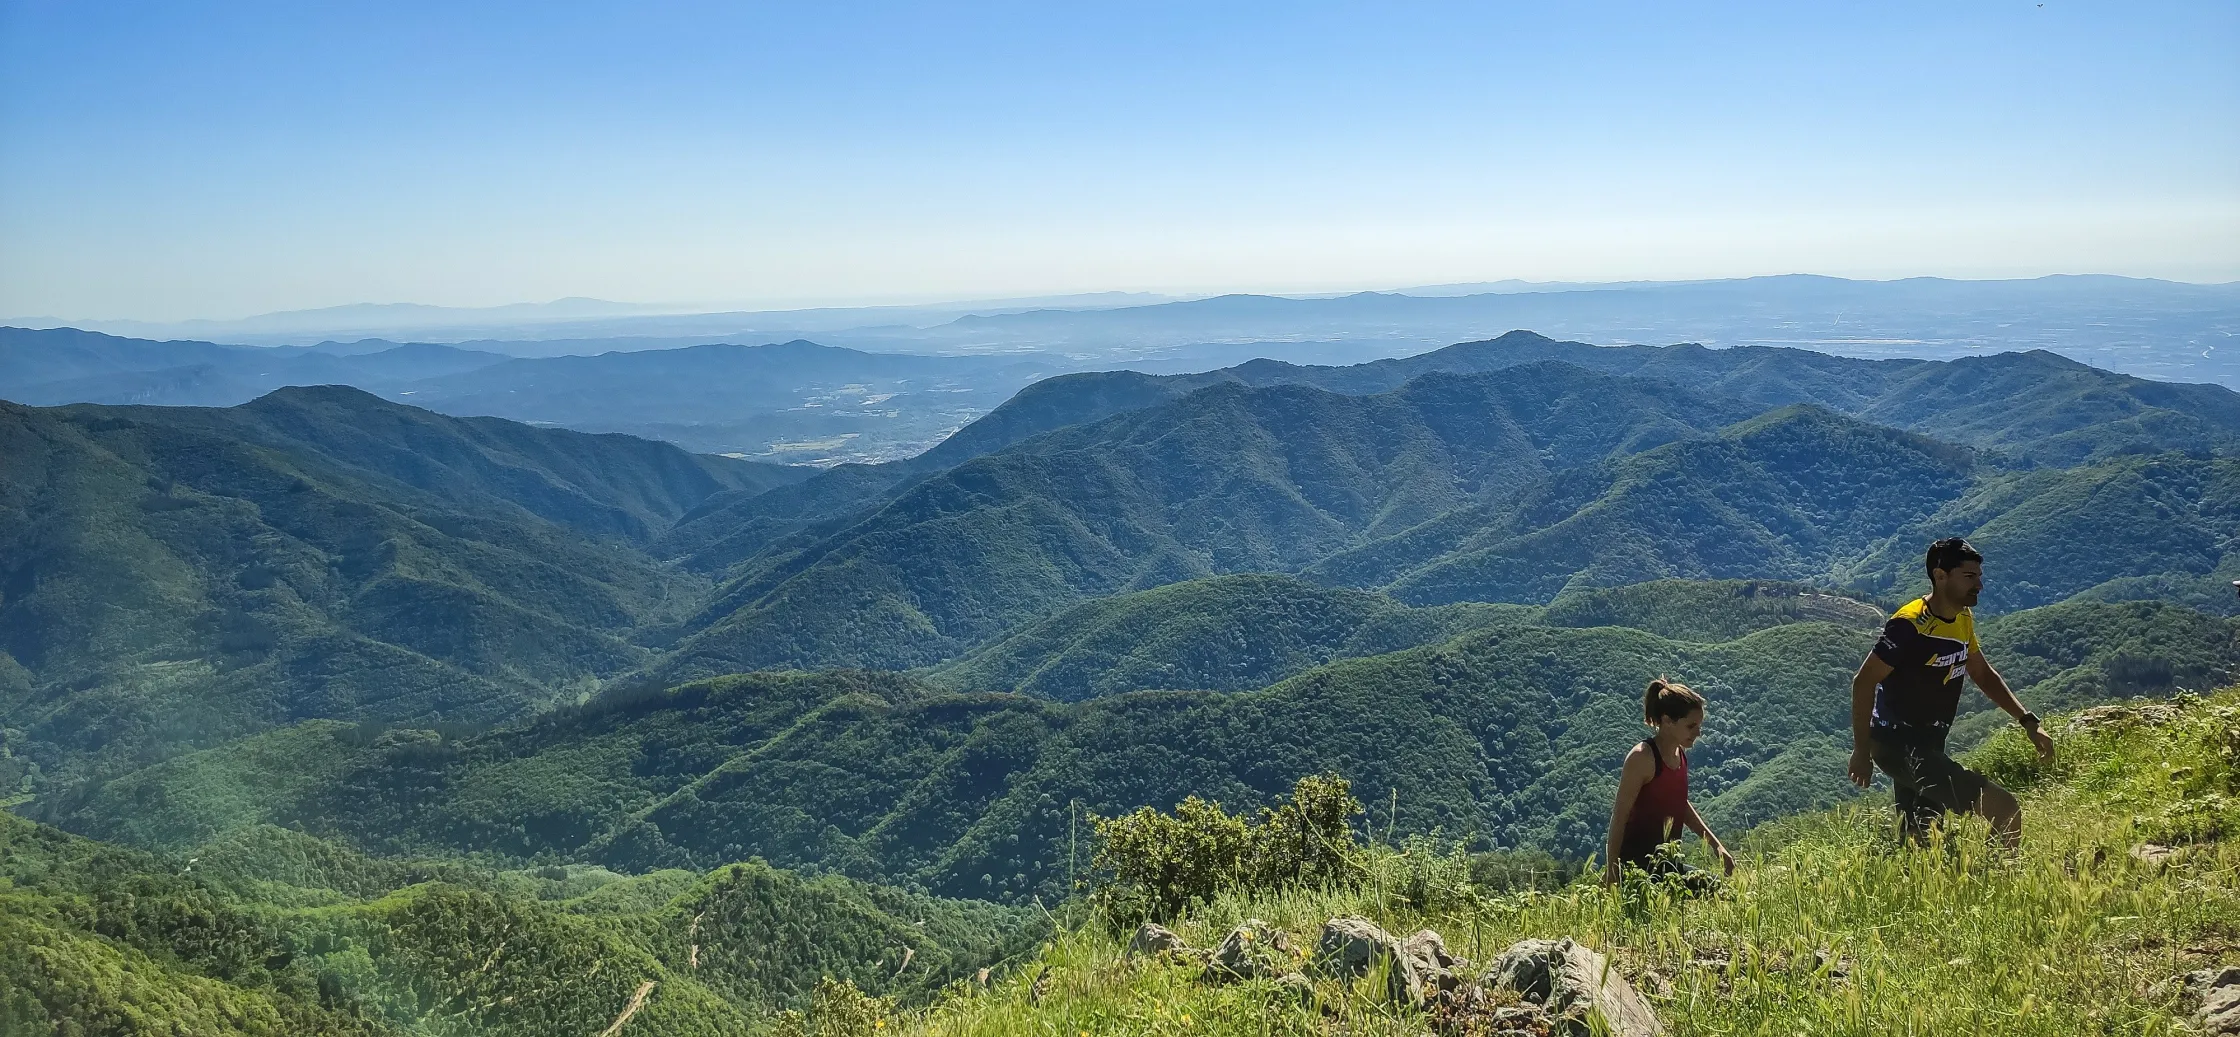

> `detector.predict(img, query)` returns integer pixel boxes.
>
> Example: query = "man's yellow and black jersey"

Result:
[1869,597,1979,742]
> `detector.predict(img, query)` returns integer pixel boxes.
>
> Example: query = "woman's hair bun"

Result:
[1643,676,1706,723]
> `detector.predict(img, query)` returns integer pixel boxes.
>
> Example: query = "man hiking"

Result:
[1847,537,2056,846]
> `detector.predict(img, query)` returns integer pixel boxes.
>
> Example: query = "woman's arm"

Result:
[1603,748,1653,884]
[1680,801,1736,875]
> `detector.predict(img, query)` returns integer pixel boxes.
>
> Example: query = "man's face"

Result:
[1932,560,1983,607]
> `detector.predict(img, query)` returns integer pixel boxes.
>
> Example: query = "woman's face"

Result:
[1658,707,1705,749]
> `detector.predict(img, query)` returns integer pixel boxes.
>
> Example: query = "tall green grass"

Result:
[890,692,2240,1036]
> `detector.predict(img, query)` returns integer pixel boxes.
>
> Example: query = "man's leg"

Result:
[1872,741,1941,845]
[1906,745,2016,850]
[1971,777,2021,849]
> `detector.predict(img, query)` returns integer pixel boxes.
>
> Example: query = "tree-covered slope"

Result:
[1324,405,1979,604]
[656,365,1763,676]
[925,574,1528,700]
[52,593,2230,907]
[0,811,1040,1036]
[937,331,2240,469]
[1318,410,2240,615]
[0,389,798,791]
[1537,578,1887,642]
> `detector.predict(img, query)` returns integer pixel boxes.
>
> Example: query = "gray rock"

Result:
[2177,966,2240,1035]
[1127,923,1190,958]
[1314,917,1401,980]
[1400,928,1463,994]
[1484,938,1663,1037]
[1312,916,1436,1006]
[1206,918,1292,982]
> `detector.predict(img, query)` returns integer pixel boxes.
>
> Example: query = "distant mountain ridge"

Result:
[0,326,509,407]
[0,326,1065,464]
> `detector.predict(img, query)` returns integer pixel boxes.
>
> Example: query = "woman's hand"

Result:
[1603,859,1621,886]
[1714,843,1736,876]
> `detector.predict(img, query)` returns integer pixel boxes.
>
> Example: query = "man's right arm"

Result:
[1849,653,1893,788]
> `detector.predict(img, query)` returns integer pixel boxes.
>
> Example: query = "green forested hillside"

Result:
[652,367,1774,677]
[43,592,2233,908]
[1537,577,1887,641]
[925,574,1528,700]
[0,388,798,791]
[0,810,1040,1036]
[1328,404,1979,603]
[935,331,2240,469]
[657,382,2239,677]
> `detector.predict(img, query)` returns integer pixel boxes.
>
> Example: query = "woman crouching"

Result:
[1602,677,1735,886]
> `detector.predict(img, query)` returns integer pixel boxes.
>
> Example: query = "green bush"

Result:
[771,977,896,1037]
[1089,773,1364,925]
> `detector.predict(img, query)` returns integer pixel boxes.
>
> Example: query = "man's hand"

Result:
[2027,724,2055,762]
[1847,746,1876,789]
[1602,859,1621,886]
[1713,843,1736,877]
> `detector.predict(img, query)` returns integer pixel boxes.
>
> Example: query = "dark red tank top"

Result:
[1620,738,1688,863]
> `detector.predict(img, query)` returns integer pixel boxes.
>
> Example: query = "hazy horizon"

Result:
[12,272,2240,333]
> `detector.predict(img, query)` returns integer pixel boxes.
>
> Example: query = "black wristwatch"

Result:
[2017,711,2040,730]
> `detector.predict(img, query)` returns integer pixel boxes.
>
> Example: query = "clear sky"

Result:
[3,1,2236,321]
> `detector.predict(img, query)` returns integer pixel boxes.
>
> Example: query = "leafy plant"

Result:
[1089,772,1364,925]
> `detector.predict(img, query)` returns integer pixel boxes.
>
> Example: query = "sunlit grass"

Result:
[893,692,2240,1036]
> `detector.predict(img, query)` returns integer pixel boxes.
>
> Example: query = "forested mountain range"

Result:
[0,809,1040,1035]
[33,591,2235,903]
[0,386,804,787]
[6,329,2240,1031]
[651,338,2240,678]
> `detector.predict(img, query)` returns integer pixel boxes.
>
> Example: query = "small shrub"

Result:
[1090,773,1364,925]
[771,977,895,1037]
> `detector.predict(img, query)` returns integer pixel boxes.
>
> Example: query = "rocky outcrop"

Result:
[1483,938,1662,1037]
[2174,966,2240,1035]
[1149,916,1662,1036]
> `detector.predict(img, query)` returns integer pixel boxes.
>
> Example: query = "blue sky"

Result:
[3,1,2235,320]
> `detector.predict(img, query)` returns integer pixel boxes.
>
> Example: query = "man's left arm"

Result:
[1966,651,2055,760]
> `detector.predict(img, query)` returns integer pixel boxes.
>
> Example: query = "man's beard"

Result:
[1960,586,1980,607]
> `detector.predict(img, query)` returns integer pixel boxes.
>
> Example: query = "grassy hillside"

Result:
[0,812,1041,1036]
[43,591,2231,909]
[888,689,2240,1036]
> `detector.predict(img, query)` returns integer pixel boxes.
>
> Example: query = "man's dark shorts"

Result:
[1870,734,1993,838]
